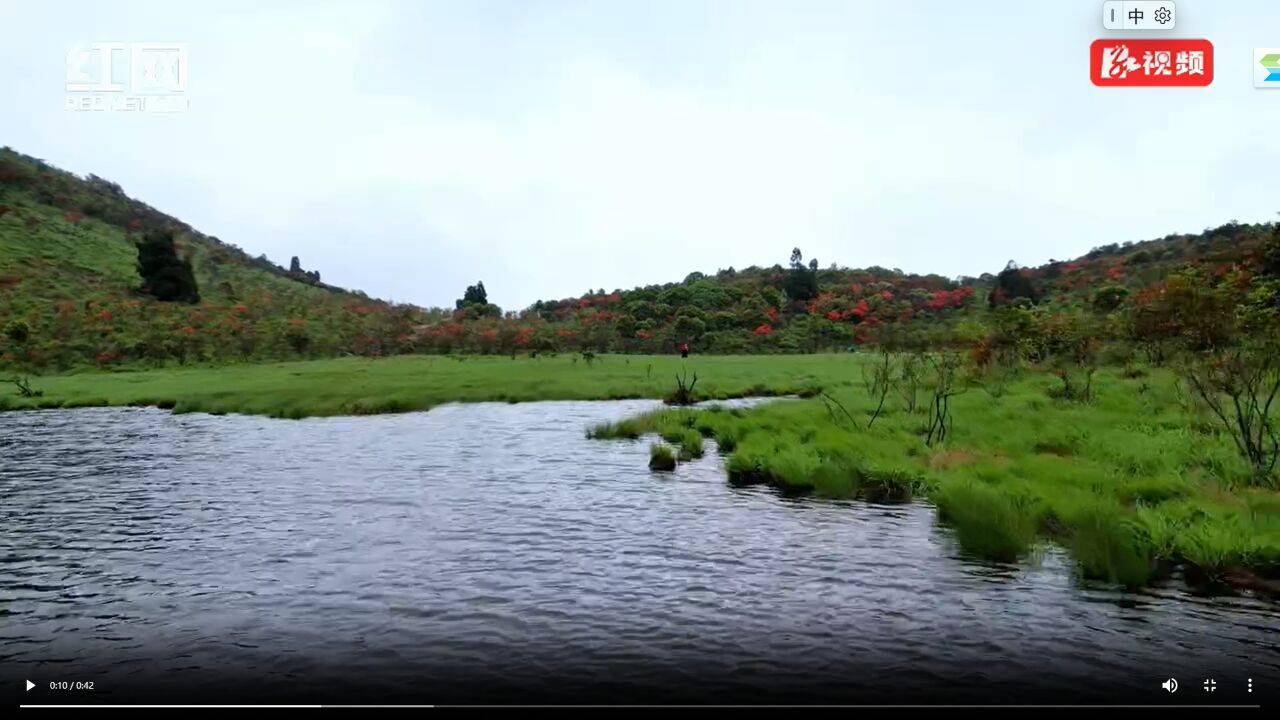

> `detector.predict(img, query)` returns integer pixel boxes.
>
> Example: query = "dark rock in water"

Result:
[649,444,677,471]
[859,483,913,504]
[649,454,676,472]
[727,469,769,486]
[1223,566,1280,596]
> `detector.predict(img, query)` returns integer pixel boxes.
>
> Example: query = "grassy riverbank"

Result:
[0,353,834,418]
[590,363,1280,591]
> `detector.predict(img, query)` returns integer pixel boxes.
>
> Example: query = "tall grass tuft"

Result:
[933,482,1038,562]
[1062,501,1152,587]
[587,417,649,440]
[677,428,704,460]
[726,444,771,485]
[714,426,739,453]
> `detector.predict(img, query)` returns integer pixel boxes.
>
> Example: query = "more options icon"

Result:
[1257,49,1280,88]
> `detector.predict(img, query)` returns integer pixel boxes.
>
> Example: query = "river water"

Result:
[1,402,1277,705]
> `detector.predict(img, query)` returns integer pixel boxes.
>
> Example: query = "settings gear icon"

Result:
[1154,6,1172,24]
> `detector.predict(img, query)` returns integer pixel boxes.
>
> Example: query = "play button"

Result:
[26,680,35,692]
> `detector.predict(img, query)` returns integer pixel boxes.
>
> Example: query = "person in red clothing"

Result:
[680,342,689,359]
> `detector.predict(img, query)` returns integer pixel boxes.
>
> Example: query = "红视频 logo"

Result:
[1091,39,1213,87]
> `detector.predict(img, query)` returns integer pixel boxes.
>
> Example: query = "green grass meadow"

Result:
[0,353,832,417]
[4,351,1279,591]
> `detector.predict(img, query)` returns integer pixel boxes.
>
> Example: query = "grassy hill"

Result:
[1012,220,1272,307]
[0,147,433,372]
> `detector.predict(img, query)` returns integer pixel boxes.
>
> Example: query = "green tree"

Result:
[284,324,310,355]
[988,261,1040,308]
[4,319,29,344]
[455,281,501,318]
[658,286,693,309]
[759,286,784,309]
[1139,268,1237,352]
[992,300,1047,360]
[582,320,617,352]
[1042,310,1100,401]
[737,294,769,328]
[1258,223,1280,279]
[456,281,489,309]
[1125,249,1153,265]
[710,311,739,331]
[136,229,200,303]
[1092,285,1129,313]
[615,313,637,339]
[689,280,731,310]
[672,314,706,344]
[784,248,818,301]
[625,300,657,322]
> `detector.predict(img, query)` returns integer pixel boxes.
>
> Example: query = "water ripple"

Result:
[2,403,1278,703]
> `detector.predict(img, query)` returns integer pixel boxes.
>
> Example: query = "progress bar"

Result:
[16,704,1264,709]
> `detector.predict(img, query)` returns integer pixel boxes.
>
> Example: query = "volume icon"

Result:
[1162,678,1178,693]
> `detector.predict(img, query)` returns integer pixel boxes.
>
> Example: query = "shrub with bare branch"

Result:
[924,352,967,446]
[665,368,699,406]
[973,345,1021,401]
[897,350,924,413]
[10,376,43,397]
[862,348,896,428]
[1180,343,1280,486]
[819,390,857,428]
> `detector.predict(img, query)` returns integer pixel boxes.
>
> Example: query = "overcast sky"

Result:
[1,0,1278,310]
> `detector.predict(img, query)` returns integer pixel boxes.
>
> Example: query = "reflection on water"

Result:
[1,403,1277,704]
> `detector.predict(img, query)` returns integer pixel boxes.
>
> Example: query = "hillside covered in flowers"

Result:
[1,145,1274,371]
